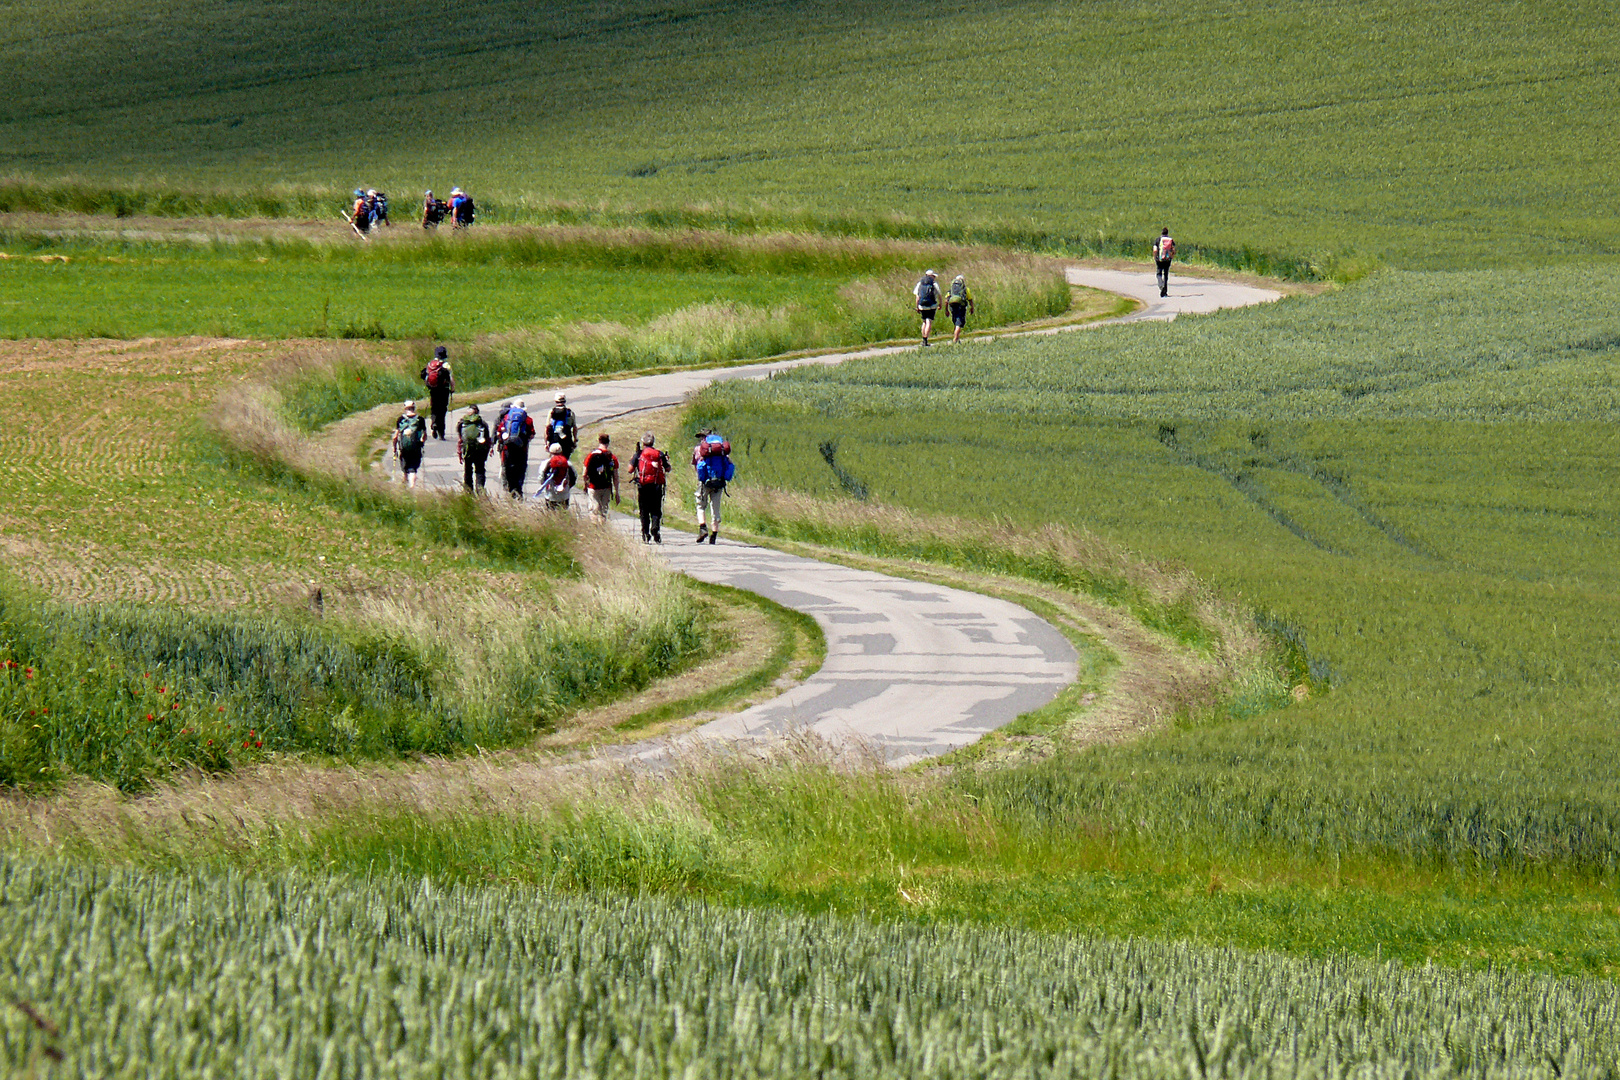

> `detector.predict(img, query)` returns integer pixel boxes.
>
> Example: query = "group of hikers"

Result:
[346,187,476,237]
[911,270,977,348]
[908,228,1175,344]
[390,347,736,544]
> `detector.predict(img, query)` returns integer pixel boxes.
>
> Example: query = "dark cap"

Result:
[434,345,447,359]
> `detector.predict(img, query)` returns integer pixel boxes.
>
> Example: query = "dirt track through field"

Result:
[410,269,1280,766]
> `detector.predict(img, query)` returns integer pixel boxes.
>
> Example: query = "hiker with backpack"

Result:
[391,401,428,489]
[913,269,941,347]
[539,443,576,511]
[631,434,671,543]
[421,346,456,440]
[422,190,449,229]
[691,429,735,544]
[449,187,476,228]
[497,398,535,499]
[946,274,976,343]
[456,404,492,492]
[1153,228,1176,298]
[347,189,372,239]
[369,190,390,227]
[582,433,621,523]
[546,392,578,459]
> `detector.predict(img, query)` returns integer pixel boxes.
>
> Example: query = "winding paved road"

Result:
[411,269,1280,765]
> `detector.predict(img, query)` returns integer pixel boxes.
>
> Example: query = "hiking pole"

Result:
[341,213,370,242]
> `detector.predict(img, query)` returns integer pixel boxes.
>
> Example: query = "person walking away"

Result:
[422,190,448,228]
[449,187,476,228]
[500,398,535,499]
[493,400,513,478]
[546,392,578,459]
[691,429,735,544]
[582,433,621,523]
[539,443,576,511]
[913,269,941,347]
[1154,228,1175,298]
[391,400,427,489]
[370,190,390,227]
[348,189,371,239]
[632,433,670,543]
[946,274,976,343]
[421,346,456,439]
[456,404,491,492]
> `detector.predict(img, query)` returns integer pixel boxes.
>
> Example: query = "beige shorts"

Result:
[587,487,612,518]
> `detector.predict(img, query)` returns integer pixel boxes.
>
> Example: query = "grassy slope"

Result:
[0,242,840,340]
[3,0,1618,265]
[695,264,1620,871]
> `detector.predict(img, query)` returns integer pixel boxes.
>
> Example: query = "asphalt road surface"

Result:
[409,270,1280,764]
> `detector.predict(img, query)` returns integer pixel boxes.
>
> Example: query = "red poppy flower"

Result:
[254,741,262,749]
[146,714,154,721]
[157,687,165,694]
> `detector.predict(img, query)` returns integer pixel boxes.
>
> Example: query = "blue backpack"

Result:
[696,435,736,486]
[504,406,529,447]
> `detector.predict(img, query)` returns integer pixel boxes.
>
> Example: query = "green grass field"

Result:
[693,264,1620,873]
[11,857,1620,1078]
[5,0,1620,1068]
[4,0,1618,266]
[0,238,840,340]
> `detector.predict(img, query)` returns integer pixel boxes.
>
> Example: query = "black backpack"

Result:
[584,448,615,487]
[917,278,939,308]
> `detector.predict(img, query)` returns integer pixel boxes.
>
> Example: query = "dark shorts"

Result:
[918,307,938,318]
[400,449,423,473]
[949,303,968,328]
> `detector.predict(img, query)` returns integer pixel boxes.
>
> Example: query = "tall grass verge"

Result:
[275,255,1072,430]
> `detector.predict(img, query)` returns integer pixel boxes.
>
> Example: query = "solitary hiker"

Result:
[546,392,578,459]
[631,433,670,543]
[946,274,976,343]
[498,398,535,499]
[421,346,456,439]
[691,429,735,545]
[391,400,427,489]
[456,404,492,492]
[914,269,941,347]
[582,433,621,523]
[539,443,576,511]
[1153,228,1176,298]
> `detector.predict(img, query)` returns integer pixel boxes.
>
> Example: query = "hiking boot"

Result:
[695,525,709,543]
[708,530,718,544]
[653,533,662,544]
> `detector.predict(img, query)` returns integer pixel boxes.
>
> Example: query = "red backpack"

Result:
[636,447,668,485]
[424,358,448,389]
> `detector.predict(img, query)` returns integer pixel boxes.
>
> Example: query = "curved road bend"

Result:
[411,272,1280,765]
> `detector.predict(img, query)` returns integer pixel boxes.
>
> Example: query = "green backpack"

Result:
[398,415,426,454]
